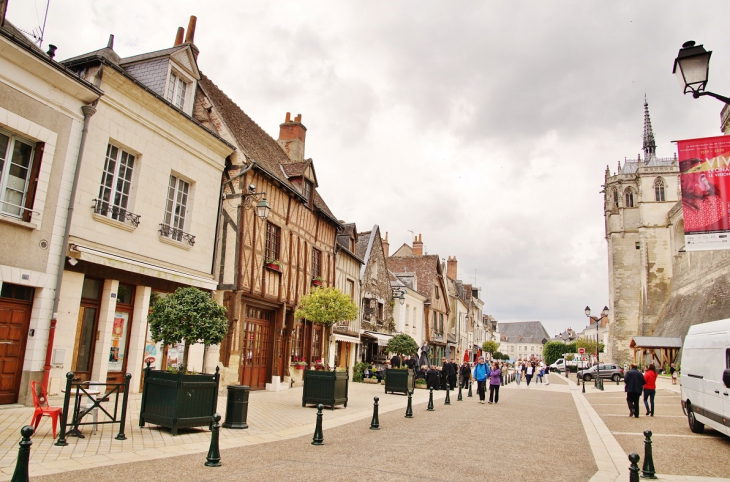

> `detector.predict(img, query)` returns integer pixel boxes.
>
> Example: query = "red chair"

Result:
[30,381,62,438]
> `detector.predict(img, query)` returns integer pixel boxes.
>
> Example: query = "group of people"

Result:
[624,363,659,417]
[513,360,549,387]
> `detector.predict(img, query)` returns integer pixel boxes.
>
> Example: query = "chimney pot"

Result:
[295,114,302,122]
[285,112,291,122]
[174,27,184,46]
[46,44,57,59]
[107,34,115,49]
[184,16,197,43]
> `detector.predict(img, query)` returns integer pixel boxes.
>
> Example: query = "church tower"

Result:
[603,98,679,364]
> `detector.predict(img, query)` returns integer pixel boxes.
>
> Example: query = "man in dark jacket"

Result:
[449,360,458,389]
[459,362,471,389]
[440,358,454,390]
[391,354,402,368]
[426,366,441,390]
[624,364,645,418]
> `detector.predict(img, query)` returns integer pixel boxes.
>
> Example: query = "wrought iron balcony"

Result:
[159,223,195,246]
[92,199,140,227]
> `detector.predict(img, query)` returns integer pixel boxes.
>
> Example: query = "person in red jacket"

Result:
[643,364,658,417]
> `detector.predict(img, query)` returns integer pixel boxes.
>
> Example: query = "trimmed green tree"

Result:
[542,341,567,365]
[386,333,419,356]
[493,351,506,360]
[294,286,358,368]
[147,287,227,371]
[482,340,499,359]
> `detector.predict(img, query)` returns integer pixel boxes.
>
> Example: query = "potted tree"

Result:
[139,287,227,435]
[295,286,358,409]
[384,333,418,395]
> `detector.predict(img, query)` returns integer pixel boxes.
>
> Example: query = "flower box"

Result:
[384,368,414,395]
[265,262,281,272]
[312,279,323,287]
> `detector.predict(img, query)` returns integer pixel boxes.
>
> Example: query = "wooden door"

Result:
[240,307,273,389]
[0,299,32,404]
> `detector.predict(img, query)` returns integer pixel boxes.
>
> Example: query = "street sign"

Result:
[578,348,585,355]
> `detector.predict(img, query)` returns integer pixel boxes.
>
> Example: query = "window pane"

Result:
[76,307,97,372]
[81,278,101,300]
[167,73,177,101]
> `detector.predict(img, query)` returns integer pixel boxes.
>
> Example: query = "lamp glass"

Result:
[584,306,591,317]
[256,198,271,219]
[601,306,609,317]
[676,52,711,94]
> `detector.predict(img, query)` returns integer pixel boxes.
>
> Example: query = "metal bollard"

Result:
[312,404,324,445]
[55,372,74,446]
[116,373,132,440]
[457,383,463,401]
[405,390,413,418]
[445,385,451,405]
[11,426,33,482]
[641,430,657,479]
[370,397,380,430]
[204,414,222,467]
[427,388,434,411]
[467,381,473,397]
[629,452,640,482]
[582,377,585,393]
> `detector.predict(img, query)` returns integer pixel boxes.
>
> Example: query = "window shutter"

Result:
[23,141,44,222]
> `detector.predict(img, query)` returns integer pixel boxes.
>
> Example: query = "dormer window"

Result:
[302,179,313,206]
[166,71,188,110]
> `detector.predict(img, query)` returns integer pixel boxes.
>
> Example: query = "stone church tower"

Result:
[604,99,679,364]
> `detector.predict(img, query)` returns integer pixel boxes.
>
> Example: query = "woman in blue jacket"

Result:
[472,356,490,404]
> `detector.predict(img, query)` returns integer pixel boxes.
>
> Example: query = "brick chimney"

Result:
[447,256,457,279]
[278,112,307,162]
[382,232,389,257]
[412,234,423,256]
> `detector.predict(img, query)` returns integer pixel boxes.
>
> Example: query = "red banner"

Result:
[677,135,730,251]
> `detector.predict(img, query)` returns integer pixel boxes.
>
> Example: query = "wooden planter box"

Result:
[384,368,414,395]
[265,263,281,272]
[312,279,323,287]
[302,369,348,409]
[139,366,220,435]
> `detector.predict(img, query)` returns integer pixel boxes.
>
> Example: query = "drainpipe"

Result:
[42,102,98,392]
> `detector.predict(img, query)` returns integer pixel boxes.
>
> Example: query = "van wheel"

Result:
[611,374,620,382]
[687,403,705,434]
[583,374,591,382]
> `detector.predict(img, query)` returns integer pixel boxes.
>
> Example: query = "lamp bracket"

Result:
[692,90,730,105]
[241,191,267,210]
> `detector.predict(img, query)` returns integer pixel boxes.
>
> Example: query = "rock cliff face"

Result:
[652,249,730,338]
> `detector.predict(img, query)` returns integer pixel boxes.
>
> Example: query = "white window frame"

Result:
[162,174,191,241]
[165,66,192,111]
[96,143,137,224]
[0,128,35,219]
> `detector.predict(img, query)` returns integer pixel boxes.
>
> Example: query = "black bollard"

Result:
[467,381,473,397]
[312,404,324,445]
[629,452,640,482]
[457,383,463,401]
[427,388,434,411]
[445,385,451,405]
[641,430,657,479]
[582,377,585,393]
[405,390,413,418]
[204,414,222,467]
[617,375,620,386]
[11,426,33,482]
[370,397,380,430]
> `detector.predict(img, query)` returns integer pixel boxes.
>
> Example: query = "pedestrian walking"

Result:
[544,365,550,385]
[473,356,490,404]
[643,364,658,417]
[537,366,544,384]
[449,360,458,390]
[525,363,534,387]
[624,363,645,418]
[670,364,677,385]
[460,362,471,389]
[489,362,501,404]
[515,362,522,385]
[426,365,441,390]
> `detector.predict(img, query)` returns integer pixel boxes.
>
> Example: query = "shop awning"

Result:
[333,333,361,344]
[73,244,217,290]
[362,331,393,345]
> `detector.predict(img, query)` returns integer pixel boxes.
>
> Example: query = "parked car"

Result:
[550,355,590,373]
[680,318,730,437]
[577,364,624,382]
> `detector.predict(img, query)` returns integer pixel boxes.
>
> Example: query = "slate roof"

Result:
[355,230,372,261]
[198,74,339,225]
[386,254,442,300]
[119,45,187,65]
[498,321,550,344]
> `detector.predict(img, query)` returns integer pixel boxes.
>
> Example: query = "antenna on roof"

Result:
[17,0,51,48]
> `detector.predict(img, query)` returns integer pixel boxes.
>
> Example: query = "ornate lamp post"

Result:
[673,41,730,105]
[584,305,609,389]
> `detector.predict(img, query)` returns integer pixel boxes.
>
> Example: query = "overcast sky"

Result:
[9,1,730,336]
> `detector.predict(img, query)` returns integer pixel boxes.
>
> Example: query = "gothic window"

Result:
[654,178,666,202]
[612,188,619,208]
[624,187,635,208]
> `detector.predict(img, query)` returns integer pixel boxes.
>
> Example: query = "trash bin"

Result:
[222,385,250,429]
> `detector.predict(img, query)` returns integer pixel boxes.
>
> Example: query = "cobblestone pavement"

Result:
[34,378,596,482]
[582,375,730,480]
[0,381,443,480]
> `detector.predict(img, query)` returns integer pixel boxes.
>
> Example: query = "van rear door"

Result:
[723,348,730,436]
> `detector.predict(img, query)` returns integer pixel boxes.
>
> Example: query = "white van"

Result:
[680,318,730,437]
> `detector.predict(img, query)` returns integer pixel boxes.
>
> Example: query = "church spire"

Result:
[642,95,656,162]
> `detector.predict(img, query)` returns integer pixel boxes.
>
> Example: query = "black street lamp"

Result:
[241,184,271,220]
[585,305,609,389]
[673,41,730,105]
